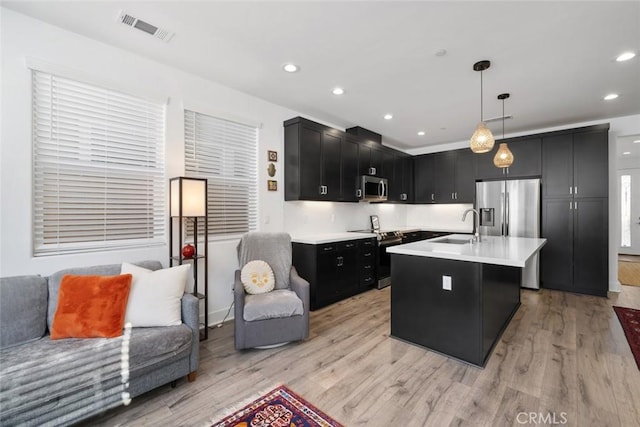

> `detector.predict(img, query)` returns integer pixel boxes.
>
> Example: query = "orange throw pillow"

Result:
[50,274,133,340]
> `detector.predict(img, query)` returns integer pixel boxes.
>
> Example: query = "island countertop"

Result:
[387,234,546,267]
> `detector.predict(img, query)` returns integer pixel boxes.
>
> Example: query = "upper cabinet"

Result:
[475,137,542,180]
[388,154,414,202]
[285,117,358,202]
[542,126,609,199]
[285,117,410,203]
[415,149,475,204]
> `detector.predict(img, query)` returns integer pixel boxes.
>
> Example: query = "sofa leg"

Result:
[170,380,177,388]
[188,372,197,382]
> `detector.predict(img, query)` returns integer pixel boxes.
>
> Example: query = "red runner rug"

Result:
[613,306,640,369]
[212,385,343,427]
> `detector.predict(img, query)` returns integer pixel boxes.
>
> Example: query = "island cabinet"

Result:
[475,137,542,180]
[414,149,475,203]
[388,235,546,367]
[293,238,376,310]
[540,124,609,296]
[390,254,522,367]
[284,117,358,202]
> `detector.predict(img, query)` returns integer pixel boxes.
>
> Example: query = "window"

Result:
[32,70,165,256]
[184,110,258,237]
[621,174,631,247]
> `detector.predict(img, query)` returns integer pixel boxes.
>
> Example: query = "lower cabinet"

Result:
[293,238,377,310]
[541,198,608,296]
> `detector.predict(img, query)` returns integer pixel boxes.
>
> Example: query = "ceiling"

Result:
[3,1,640,150]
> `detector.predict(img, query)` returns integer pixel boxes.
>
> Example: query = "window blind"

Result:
[32,70,165,255]
[184,110,258,236]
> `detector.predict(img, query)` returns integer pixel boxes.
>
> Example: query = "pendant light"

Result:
[469,60,495,153]
[493,93,514,168]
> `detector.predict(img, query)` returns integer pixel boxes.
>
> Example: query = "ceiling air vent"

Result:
[118,11,174,43]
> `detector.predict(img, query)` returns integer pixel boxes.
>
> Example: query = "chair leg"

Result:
[187,372,197,382]
[170,380,177,388]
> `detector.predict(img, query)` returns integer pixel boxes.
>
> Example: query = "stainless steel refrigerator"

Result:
[476,178,541,289]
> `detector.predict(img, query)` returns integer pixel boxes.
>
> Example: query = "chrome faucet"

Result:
[462,208,481,243]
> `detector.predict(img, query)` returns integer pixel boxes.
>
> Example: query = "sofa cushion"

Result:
[0,324,192,425]
[47,261,162,331]
[243,289,304,321]
[121,263,190,327]
[50,274,133,339]
[0,275,48,349]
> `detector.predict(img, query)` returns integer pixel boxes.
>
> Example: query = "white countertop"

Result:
[387,234,547,267]
[291,232,377,244]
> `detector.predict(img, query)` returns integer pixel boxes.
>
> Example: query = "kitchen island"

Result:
[387,234,546,367]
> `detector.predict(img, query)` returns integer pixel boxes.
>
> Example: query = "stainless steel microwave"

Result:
[359,175,388,202]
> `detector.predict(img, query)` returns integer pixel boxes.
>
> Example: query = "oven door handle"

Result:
[379,237,403,246]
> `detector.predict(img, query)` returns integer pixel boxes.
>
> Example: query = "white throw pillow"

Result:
[241,260,275,295]
[121,262,190,327]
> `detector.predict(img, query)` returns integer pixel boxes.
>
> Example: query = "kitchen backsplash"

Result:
[283,201,474,236]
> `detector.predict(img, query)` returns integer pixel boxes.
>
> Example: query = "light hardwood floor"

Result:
[86,285,640,427]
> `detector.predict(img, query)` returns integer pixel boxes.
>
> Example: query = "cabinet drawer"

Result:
[317,243,336,254]
[338,240,358,251]
[360,263,374,274]
[360,250,375,261]
[359,239,376,248]
[360,275,375,287]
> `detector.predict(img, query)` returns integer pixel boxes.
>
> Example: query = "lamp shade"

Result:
[170,177,207,217]
[493,143,514,168]
[470,122,495,153]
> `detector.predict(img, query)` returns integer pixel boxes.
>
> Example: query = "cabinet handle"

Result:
[369,167,376,175]
[345,243,355,248]
[575,186,578,195]
[401,193,407,201]
[575,202,578,210]
[455,192,458,200]
[507,167,510,174]
[364,265,372,269]
[363,252,372,257]
[356,189,362,198]
[569,187,572,195]
[323,246,334,252]
[569,202,572,210]
[451,192,455,200]
[431,193,435,201]
[336,256,344,267]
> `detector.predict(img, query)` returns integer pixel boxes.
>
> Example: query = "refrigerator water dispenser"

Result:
[480,208,494,227]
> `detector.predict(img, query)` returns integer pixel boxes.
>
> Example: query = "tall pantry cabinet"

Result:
[541,124,609,297]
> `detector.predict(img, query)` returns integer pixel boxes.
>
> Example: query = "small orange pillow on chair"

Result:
[50,274,133,339]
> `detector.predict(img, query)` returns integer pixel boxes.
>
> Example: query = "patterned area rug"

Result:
[613,306,640,370]
[211,385,343,427]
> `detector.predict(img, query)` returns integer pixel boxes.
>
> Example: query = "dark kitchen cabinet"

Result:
[541,198,608,296]
[292,238,376,310]
[542,128,608,199]
[284,117,358,202]
[389,154,414,202]
[475,137,542,180]
[414,154,435,203]
[415,149,474,204]
[540,124,609,297]
[359,143,385,177]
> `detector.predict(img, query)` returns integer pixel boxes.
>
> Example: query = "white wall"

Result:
[0,9,317,324]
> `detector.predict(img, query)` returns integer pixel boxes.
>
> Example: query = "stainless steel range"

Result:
[350,215,407,289]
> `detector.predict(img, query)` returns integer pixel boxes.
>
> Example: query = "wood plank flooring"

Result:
[86,285,640,427]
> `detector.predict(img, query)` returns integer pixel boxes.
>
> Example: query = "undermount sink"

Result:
[433,237,473,245]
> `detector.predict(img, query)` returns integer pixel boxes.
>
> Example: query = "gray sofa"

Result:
[0,261,199,426]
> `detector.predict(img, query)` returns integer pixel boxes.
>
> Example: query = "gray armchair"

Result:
[234,232,310,350]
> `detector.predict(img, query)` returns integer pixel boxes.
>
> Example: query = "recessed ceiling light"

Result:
[417,131,425,136]
[384,114,393,120]
[435,49,447,57]
[633,139,640,143]
[616,52,636,62]
[623,151,631,155]
[604,93,619,101]
[332,87,344,95]
[282,63,299,73]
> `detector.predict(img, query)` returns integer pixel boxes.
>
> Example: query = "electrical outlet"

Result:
[442,275,452,291]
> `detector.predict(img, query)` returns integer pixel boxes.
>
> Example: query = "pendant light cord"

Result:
[502,96,505,139]
[480,71,484,122]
